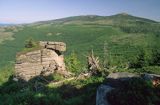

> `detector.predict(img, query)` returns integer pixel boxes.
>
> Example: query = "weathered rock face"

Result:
[96,85,114,105]
[15,41,68,81]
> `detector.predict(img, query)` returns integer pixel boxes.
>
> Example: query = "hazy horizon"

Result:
[0,0,160,24]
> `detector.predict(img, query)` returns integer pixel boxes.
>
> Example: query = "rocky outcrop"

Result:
[96,72,140,105]
[96,72,160,105]
[96,85,114,105]
[15,41,69,81]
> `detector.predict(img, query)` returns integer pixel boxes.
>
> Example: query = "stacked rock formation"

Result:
[15,41,68,81]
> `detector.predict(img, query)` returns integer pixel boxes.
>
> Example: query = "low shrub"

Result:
[65,51,83,75]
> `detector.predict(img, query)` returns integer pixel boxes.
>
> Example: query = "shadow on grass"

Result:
[0,75,103,105]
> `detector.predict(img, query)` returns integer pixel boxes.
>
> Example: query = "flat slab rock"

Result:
[39,41,66,52]
[106,72,140,87]
[107,72,139,79]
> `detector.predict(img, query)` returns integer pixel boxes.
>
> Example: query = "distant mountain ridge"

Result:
[0,23,14,26]
[0,13,158,25]
[33,13,158,25]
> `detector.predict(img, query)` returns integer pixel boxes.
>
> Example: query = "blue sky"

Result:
[0,0,160,24]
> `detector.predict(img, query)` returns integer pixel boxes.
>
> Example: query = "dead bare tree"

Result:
[87,50,101,75]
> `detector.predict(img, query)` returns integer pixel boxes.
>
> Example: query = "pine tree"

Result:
[25,38,36,48]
